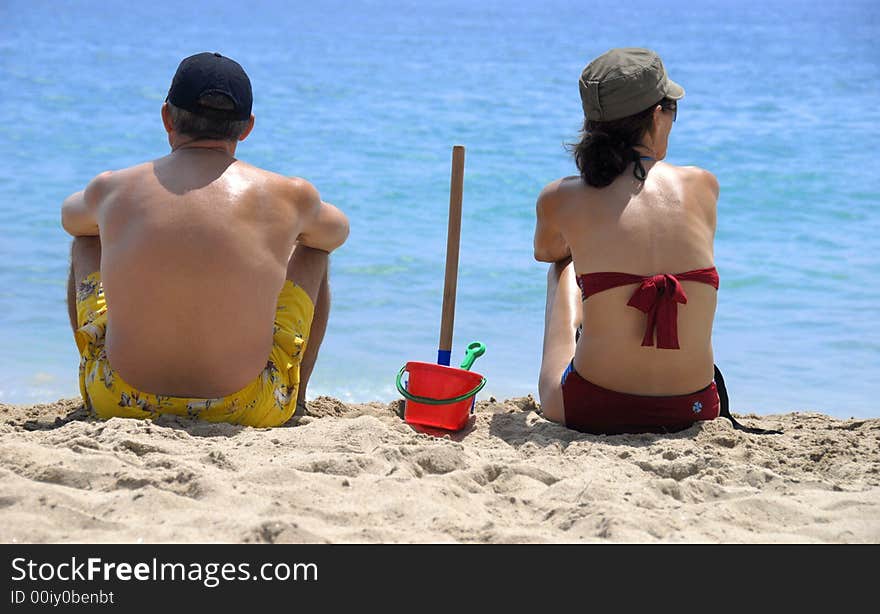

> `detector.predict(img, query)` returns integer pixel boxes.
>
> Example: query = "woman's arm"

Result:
[534,180,571,263]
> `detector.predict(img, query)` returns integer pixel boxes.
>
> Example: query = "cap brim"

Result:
[666,79,685,100]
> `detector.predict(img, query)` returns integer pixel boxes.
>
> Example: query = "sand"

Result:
[0,397,878,543]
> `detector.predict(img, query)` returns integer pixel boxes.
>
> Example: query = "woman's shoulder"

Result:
[539,175,585,196]
[661,164,718,230]
[537,176,587,210]
[666,164,719,198]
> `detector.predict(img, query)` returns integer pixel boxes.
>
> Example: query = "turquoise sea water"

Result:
[0,0,877,417]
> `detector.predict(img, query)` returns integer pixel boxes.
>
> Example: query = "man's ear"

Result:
[239,114,255,141]
[161,102,174,134]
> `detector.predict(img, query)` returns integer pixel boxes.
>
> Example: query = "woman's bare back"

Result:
[556,161,719,394]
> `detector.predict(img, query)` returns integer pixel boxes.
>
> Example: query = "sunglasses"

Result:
[661,99,678,122]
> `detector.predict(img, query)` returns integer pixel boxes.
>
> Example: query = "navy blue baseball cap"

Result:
[166,52,252,120]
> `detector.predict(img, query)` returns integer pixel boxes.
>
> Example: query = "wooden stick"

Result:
[438,145,465,366]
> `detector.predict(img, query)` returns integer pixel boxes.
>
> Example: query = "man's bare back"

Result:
[65,150,345,397]
[62,52,348,422]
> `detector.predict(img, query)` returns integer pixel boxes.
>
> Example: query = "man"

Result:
[62,52,349,427]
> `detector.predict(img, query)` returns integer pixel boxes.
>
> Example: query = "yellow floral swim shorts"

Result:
[75,272,314,428]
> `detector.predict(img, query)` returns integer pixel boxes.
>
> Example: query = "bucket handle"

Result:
[395,364,487,406]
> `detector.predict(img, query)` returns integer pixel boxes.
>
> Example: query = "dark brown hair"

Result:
[568,98,673,188]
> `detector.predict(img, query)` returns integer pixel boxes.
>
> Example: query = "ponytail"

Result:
[567,99,665,188]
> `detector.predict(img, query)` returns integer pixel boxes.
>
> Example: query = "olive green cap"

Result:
[578,48,684,122]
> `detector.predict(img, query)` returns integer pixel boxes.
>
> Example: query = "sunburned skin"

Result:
[62,106,349,399]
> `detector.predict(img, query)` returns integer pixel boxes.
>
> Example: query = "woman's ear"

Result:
[641,105,662,150]
[653,104,666,131]
[648,104,667,144]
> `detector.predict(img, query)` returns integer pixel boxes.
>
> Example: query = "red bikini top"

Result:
[575,267,719,350]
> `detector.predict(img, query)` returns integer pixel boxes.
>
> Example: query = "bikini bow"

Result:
[626,273,688,349]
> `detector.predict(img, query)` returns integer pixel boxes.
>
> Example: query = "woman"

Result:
[534,48,722,435]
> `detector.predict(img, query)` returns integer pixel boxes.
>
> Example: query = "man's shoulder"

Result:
[282,175,320,200]
[270,173,321,211]
[83,166,136,203]
[231,162,320,204]
[94,161,154,186]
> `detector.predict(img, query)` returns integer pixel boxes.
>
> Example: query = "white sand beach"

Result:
[1,397,878,543]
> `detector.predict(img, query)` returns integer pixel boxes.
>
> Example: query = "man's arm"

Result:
[61,171,110,237]
[291,178,350,253]
[533,179,571,263]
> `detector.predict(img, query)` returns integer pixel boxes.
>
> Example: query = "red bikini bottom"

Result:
[560,362,720,435]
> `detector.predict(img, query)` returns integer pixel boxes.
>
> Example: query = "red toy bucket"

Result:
[396,361,486,431]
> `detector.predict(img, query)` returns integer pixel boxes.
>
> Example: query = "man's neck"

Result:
[170,136,238,157]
